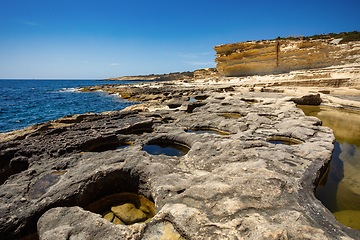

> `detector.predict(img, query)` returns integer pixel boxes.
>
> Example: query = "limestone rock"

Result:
[290,93,322,105]
[214,39,360,77]
[0,86,359,239]
[142,221,184,240]
[111,203,147,225]
[103,212,115,222]
[113,216,125,225]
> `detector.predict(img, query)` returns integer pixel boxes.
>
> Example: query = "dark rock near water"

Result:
[290,93,322,105]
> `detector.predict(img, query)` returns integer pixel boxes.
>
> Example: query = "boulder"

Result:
[290,93,322,105]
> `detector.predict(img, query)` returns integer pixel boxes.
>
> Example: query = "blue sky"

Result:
[1,0,359,79]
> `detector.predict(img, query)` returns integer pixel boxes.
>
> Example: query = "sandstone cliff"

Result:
[214,38,360,77]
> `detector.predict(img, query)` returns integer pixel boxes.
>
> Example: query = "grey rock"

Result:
[1,90,359,239]
[290,93,322,105]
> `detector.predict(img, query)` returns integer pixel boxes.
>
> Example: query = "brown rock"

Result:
[290,93,322,105]
[111,203,147,225]
[103,212,115,222]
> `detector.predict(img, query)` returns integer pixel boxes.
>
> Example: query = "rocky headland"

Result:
[100,69,218,82]
[1,33,360,239]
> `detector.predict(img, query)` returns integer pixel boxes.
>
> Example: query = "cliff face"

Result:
[214,39,360,77]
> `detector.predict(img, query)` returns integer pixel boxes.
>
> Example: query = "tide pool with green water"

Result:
[298,105,360,231]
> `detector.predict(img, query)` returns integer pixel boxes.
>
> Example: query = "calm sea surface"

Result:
[0,80,137,133]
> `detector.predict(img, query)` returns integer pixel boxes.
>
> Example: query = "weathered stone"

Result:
[290,93,322,105]
[113,216,125,225]
[142,221,184,240]
[213,39,360,77]
[103,212,115,222]
[111,203,147,225]
[1,78,360,239]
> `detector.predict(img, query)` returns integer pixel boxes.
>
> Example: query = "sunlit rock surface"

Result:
[2,83,360,239]
[214,39,360,77]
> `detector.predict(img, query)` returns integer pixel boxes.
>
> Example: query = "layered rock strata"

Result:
[1,85,359,239]
[232,65,360,90]
[214,39,360,77]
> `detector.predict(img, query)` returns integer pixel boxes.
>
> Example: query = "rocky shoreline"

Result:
[1,64,360,239]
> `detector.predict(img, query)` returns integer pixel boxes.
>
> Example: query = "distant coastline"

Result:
[98,68,218,82]
[98,71,194,81]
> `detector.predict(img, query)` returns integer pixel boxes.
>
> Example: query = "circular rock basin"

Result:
[86,192,155,225]
[267,136,303,145]
[142,141,190,157]
[87,142,133,152]
[187,128,231,135]
[194,95,208,101]
[218,113,242,118]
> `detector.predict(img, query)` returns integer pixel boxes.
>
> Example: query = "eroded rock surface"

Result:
[2,87,359,240]
[214,39,360,77]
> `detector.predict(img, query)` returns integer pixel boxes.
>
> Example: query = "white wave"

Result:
[110,93,121,97]
[58,88,81,92]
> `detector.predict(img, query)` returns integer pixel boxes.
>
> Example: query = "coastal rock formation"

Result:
[102,71,195,81]
[101,69,218,82]
[214,39,360,77]
[290,93,322,105]
[1,84,359,239]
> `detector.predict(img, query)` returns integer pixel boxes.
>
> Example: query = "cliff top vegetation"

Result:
[275,30,360,43]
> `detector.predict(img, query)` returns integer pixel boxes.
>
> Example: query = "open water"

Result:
[0,80,137,133]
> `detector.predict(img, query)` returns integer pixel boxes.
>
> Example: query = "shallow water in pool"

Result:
[298,105,360,231]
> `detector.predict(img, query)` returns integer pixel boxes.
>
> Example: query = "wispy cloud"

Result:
[184,61,216,66]
[110,63,120,66]
[20,20,38,26]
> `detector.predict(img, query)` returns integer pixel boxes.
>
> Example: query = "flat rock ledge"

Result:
[1,90,359,239]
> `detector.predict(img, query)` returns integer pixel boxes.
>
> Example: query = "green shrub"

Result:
[271,31,359,43]
[339,31,360,43]
[225,50,233,56]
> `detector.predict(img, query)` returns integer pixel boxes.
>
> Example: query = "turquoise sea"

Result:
[0,80,137,133]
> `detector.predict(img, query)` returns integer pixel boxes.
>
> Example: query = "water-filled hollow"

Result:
[298,105,360,231]
[29,171,67,199]
[86,141,133,152]
[187,127,231,135]
[267,136,303,145]
[194,95,208,101]
[80,169,156,226]
[142,140,190,157]
[86,192,155,225]
[218,113,242,118]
